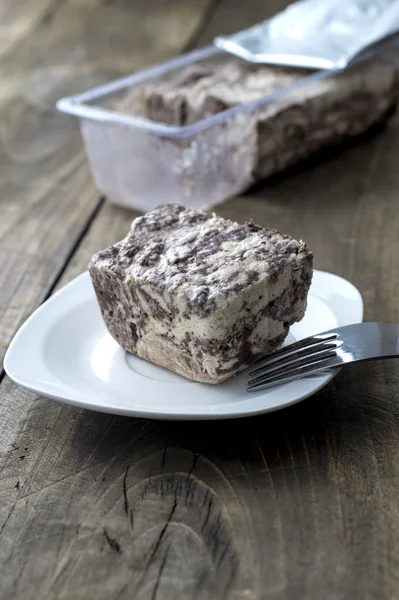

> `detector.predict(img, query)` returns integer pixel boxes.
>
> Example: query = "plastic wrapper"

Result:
[215,0,399,69]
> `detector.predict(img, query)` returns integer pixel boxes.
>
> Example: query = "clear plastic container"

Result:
[57,44,398,212]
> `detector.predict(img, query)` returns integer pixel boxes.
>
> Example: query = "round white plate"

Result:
[4,270,363,420]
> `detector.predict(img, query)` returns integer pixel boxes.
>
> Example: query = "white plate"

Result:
[4,270,363,420]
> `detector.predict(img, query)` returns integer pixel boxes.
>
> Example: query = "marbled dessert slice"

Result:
[89,204,313,384]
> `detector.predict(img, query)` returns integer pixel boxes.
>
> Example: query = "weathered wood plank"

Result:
[2,363,399,599]
[2,0,399,599]
[0,0,57,59]
[0,0,214,365]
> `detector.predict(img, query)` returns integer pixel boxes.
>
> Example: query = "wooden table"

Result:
[1,1,399,598]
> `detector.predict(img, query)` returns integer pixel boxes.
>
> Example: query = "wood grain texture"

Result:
[2,0,399,599]
[2,365,399,599]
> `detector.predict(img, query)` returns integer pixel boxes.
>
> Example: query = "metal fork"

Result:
[247,322,399,392]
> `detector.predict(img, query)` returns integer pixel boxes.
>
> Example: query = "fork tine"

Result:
[247,350,338,391]
[249,340,339,377]
[248,346,338,382]
[247,359,335,392]
[253,332,338,372]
